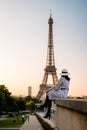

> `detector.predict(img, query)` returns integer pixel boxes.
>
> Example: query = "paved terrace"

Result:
[20,113,57,130]
[0,112,56,130]
[20,115,44,130]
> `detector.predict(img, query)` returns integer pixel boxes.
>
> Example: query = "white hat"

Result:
[60,68,70,76]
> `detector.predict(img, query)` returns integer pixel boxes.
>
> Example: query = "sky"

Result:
[0,0,87,97]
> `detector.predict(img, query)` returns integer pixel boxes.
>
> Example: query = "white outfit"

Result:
[47,77,70,99]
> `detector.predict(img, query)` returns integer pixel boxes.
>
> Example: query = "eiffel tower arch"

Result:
[36,14,58,100]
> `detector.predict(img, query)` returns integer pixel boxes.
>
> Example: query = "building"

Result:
[28,86,31,97]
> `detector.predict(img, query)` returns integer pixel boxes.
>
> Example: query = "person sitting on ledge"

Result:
[41,68,70,119]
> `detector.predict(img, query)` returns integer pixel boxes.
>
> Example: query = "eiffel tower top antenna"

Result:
[50,9,52,18]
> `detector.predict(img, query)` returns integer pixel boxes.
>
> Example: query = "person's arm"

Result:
[48,77,63,91]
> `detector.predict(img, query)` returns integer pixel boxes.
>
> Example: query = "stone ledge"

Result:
[55,99,87,114]
[36,112,56,129]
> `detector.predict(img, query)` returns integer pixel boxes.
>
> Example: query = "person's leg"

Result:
[43,96,52,119]
[47,90,65,99]
[43,106,51,119]
[42,95,50,107]
[40,94,50,109]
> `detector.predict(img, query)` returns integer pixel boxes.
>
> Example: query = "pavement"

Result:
[0,118,6,121]
[20,114,44,130]
[0,112,57,130]
[20,112,57,130]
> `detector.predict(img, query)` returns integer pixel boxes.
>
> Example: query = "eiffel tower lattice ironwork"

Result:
[36,14,58,100]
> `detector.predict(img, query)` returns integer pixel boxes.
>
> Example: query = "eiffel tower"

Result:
[36,14,58,100]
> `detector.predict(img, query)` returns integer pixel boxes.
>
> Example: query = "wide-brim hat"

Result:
[60,68,70,76]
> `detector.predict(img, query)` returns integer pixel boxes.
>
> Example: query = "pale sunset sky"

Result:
[0,0,87,97]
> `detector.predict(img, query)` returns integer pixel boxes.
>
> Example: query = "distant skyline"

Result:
[0,0,87,97]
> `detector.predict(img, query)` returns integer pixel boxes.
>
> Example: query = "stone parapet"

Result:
[55,99,87,130]
[55,99,87,114]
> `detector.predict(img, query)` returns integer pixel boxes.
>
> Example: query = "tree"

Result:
[0,85,11,113]
[0,85,25,113]
[26,101,36,110]
[24,96,32,103]
[16,97,26,111]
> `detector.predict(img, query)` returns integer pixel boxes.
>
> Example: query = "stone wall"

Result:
[55,99,87,130]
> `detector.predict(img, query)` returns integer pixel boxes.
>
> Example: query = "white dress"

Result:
[47,77,70,100]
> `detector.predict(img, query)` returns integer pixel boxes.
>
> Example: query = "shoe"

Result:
[43,112,51,120]
[49,116,50,120]
[43,116,48,118]
[43,115,50,120]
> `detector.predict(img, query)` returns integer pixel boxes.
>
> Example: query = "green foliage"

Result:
[26,100,36,110]
[16,97,26,111]
[0,85,11,113]
[0,85,26,113]
[24,96,39,103]
[0,85,38,113]
[36,114,54,130]
[24,96,32,103]
[0,114,27,127]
